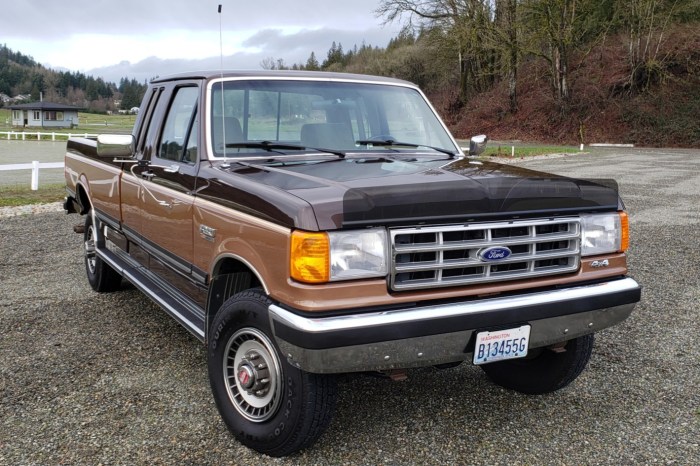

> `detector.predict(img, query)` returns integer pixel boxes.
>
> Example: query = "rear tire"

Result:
[208,289,337,457]
[480,334,595,394]
[84,213,121,292]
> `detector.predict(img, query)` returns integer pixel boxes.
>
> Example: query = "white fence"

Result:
[0,161,64,190]
[0,131,98,141]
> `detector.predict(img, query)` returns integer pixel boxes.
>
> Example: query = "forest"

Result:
[268,0,700,146]
[0,45,146,113]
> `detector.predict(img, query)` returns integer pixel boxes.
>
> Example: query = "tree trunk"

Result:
[506,0,518,113]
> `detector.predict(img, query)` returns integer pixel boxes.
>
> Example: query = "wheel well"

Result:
[206,257,263,331]
[76,183,91,215]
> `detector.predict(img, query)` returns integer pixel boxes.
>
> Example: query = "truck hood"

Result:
[223,156,619,230]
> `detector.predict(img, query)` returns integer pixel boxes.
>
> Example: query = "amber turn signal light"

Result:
[619,211,629,253]
[290,231,330,283]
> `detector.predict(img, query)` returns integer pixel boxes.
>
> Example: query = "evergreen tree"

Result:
[305,52,320,71]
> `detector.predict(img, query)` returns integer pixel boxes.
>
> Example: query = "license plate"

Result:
[473,325,531,365]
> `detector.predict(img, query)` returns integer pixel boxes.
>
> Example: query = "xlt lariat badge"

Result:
[200,224,217,241]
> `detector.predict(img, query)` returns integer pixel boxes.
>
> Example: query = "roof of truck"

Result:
[150,70,415,86]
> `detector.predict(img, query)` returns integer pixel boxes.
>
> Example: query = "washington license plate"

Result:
[473,325,531,365]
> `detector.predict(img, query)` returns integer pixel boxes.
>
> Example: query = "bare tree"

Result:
[377,0,499,103]
[618,0,679,93]
[495,0,520,113]
[523,0,604,109]
[260,57,289,70]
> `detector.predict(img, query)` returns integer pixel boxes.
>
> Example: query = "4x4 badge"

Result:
[200,224,217,241]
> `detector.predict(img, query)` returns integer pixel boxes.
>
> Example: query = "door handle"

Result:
[164,164,180,174]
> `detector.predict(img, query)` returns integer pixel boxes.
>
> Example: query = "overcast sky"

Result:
[4,0,402,84]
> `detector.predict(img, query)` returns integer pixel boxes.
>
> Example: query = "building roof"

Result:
[8,101,82,111]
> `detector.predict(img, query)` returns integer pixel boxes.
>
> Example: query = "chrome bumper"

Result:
[268,277,641,374]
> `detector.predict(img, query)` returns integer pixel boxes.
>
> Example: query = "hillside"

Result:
[0,45,145,113]
[440,24,700,148]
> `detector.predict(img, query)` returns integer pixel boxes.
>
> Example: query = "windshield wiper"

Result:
[226,141,346,158]
[355,139,457,158]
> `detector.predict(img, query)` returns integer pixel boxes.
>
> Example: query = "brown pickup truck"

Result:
[64,70,641,457]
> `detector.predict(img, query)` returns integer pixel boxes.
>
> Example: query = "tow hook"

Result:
[73,223,85,234]
[381,369,408,381]
[548,342,568,353]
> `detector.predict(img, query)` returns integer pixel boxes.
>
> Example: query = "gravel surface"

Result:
[1,148,699,465]
[0,202,64,219]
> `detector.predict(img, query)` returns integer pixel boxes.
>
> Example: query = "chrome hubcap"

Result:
[85,224,97,274]
[223,327,282,422]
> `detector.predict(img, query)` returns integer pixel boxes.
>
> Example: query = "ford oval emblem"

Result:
[478,246,512,262]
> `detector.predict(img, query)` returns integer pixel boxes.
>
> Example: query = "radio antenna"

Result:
[218,4,230,167]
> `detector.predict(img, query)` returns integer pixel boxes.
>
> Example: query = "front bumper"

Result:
[268,277,641,374]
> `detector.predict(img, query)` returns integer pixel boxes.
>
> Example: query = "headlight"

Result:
[580,212,629,256]
[290,228,388,283]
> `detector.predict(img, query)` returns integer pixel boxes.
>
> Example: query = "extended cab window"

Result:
[159,87,198,163]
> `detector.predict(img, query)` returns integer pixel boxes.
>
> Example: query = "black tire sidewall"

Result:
[481,333,595,394]
[207,290,311,456]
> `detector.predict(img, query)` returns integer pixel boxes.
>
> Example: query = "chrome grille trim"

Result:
[390,218,581,291]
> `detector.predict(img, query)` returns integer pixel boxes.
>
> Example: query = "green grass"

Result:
[0,183,66,207]
[481,144,581,158]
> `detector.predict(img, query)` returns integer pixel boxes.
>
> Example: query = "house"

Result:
[8,101,81,128]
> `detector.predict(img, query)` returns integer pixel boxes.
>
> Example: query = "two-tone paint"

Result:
[64,70,640,372]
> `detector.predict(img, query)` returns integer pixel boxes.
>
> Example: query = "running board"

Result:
[96,245,206,342]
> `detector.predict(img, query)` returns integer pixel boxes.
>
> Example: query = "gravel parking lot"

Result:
[1,148,699,465]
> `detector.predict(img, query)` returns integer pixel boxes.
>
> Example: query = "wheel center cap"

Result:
[237,365,255,389]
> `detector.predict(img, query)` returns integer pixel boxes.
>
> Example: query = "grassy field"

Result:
[0,183,65,207]
[480,143,581,158]
[0,108,136,135]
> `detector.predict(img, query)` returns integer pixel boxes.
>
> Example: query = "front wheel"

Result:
[480,334,595,394]
[208,289,337,457]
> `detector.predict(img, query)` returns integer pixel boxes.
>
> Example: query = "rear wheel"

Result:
[480,334,595,394]
[84,213,121,292]
[208,289,337,457]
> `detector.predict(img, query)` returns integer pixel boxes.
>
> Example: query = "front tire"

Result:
[84,213,121,292]
[480,334,595,394]
[208,289,337,457]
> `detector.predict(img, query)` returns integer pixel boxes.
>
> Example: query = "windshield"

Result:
[207,79,458,158]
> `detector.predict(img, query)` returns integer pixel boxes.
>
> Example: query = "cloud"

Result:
[86,27,397,83]
[4,0,390,38]
[6,0,401,83]
[3,1,220,37]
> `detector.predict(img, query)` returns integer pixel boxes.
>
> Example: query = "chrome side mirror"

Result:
[96,134,135,158]
[468,134,488,156]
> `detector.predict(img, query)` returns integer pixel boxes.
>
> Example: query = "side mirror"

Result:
[468,134,488,156]
[96,134,135,158]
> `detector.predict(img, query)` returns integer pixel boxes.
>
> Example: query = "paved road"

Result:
[1,148,699,465]
[0,140,65,187]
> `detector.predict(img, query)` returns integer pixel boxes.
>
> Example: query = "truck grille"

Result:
[390,218,581,291]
